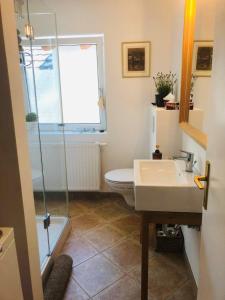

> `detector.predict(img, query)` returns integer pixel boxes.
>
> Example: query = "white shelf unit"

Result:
[150,106,182,159]
[0,228,23,300]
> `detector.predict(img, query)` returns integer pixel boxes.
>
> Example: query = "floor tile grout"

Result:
[43,195,196,300]
[71,255,126,298]
[67,234,143,272]
[90,273,129,299]
[69,276,91,298]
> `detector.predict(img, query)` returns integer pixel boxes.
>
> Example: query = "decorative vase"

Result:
[155,94,167,107]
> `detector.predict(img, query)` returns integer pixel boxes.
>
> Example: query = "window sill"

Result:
[28,130,108,145]
[39,131,107,136]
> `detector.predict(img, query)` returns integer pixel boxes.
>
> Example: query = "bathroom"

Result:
[0,0,225,299]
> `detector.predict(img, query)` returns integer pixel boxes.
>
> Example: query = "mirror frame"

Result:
[179,0,207,149]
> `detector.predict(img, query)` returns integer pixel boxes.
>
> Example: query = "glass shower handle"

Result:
[43,213,51,229]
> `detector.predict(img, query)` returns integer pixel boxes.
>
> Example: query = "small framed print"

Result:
[122,41,151,78]
[193,40,214,77]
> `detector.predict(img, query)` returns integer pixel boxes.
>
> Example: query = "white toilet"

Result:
[104,168,134,207]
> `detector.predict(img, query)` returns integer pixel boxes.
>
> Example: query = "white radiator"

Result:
[30,141,102,191]
[66,142,101,191]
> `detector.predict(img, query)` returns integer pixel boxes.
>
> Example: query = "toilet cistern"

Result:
[173,150,195,172]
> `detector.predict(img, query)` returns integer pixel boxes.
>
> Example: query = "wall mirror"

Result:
[179,0,215,149]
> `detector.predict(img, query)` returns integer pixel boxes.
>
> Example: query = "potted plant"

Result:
[153,72,177,107]
[26,112,38,131]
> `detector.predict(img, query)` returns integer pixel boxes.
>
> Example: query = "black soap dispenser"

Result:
[152,145,162,160]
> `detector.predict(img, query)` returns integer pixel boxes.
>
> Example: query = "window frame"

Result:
[24,34,107,132]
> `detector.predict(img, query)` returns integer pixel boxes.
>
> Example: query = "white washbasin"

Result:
[134,159,204,213]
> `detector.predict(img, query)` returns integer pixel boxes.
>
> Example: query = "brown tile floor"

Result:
[47,193,196,300]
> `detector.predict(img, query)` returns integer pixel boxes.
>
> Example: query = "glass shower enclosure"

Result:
[16,3,69,269]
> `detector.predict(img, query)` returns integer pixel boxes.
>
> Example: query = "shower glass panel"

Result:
[16,6,69,269]
[16,9,50,268]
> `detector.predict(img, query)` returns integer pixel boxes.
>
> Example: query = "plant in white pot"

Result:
[153,72,177,107]
[26,112,38,131]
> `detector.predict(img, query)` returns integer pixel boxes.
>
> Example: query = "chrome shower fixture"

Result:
[24,23,34,40]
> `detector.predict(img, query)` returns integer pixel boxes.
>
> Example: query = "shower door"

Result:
[27,12,69,256]
[16,6,69,269]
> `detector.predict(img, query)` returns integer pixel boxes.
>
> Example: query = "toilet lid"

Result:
[105,168,134,183]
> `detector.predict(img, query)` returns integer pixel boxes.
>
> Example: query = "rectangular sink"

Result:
[134,159,204,213]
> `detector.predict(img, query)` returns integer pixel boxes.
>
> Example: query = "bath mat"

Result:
[44,254,73,300]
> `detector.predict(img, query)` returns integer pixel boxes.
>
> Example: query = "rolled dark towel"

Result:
[44,254,73,300]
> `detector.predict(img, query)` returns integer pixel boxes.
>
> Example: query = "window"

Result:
[24,35,106,132]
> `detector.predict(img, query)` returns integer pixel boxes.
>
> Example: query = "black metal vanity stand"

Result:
[140,211,202,300]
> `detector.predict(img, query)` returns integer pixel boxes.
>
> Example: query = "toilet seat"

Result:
[105,169,133,185]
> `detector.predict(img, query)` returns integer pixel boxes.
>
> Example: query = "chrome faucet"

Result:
[173,150,195,172]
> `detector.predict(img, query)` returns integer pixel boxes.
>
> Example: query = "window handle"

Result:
[98,96,105,110]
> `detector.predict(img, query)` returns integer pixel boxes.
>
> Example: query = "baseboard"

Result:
[184,249,198,298]
[34,190,122,200]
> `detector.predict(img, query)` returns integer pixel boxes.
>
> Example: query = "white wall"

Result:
[28,0,177,189]
[198,4,225,297]
[182,133,206,284]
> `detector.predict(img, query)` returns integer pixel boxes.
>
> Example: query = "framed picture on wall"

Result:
[193,40,214,77]
[122,41,151,78]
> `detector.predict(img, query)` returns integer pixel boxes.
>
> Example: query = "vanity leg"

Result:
[141,214,149,300]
